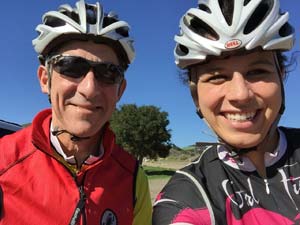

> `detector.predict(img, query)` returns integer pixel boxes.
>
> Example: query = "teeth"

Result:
[225,112,255,121]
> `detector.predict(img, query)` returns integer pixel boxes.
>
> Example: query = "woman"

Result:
[153,0,298,224]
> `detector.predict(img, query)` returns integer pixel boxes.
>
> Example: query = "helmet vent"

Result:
[279,22,294,37]
[44,16,67,28]
[176,44,189,56]
[186,14,219,40]
[103,15,118,28]
[56,7,80,24]
[243,0,251,6]
[86,5,97,24]
[244,1,273,34]
[198,4,211,13]
[103,15,129,37]
[116,27,129,37]
[219,0,234,26]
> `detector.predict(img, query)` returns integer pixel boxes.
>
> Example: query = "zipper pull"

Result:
[264,179,270,194]
[69,186,86,225]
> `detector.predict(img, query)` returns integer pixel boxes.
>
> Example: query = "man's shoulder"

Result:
[0,126,35,173]
[111,145,138,174]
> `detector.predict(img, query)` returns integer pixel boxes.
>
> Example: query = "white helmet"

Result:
[175,0,295,68]
[32,0,135,66]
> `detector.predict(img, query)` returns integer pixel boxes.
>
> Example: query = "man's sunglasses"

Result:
[47,55,124,84]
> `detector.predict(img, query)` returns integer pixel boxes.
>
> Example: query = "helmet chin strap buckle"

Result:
[70,134,89,142]
[227,146,257,158]
[52,127,90,142]
[196,108,204,119]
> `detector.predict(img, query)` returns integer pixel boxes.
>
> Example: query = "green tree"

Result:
[110,104,172,164]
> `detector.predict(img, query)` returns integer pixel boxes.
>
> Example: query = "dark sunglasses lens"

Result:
[94,64,124,84]
[53,56,89,78]
[51,56,123,84]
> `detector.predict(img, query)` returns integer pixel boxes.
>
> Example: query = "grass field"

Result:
[144,166,175,179]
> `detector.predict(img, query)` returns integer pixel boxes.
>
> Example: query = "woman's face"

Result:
[193,50,282,149]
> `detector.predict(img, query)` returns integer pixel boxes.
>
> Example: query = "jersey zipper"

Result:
[34,143,88,224]
[264,179,270,194]
[69,185,86,225]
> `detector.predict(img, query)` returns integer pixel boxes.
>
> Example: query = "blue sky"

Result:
[0,1,299,148]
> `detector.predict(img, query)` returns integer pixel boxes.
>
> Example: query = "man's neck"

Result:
[59,132,102,167]
[50,121,105,167]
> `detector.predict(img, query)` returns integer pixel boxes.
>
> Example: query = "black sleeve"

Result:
[152,171,212,225]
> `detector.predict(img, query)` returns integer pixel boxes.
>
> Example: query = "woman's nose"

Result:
[226,72,254,103]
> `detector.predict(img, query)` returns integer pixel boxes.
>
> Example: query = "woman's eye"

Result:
[246,69,269,77]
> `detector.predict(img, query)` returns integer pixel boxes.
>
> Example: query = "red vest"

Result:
[0,109,138,225]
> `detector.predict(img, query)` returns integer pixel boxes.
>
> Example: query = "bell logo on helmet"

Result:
[225,39,242,49]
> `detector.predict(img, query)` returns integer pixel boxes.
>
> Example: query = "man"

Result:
[0,1,151,224]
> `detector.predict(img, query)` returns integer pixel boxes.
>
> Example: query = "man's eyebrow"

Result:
[195,65,224,72]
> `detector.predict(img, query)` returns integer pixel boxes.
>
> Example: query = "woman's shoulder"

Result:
[280,126,300,144]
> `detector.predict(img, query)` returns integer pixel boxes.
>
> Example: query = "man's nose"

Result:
[77,70,99,99]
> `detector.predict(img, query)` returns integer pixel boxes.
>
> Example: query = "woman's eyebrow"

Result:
[248,59,274,67]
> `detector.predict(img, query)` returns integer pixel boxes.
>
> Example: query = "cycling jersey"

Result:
[153,127,300,225]
[0,109,152,225]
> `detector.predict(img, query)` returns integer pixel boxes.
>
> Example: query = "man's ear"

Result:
[37,65,50,94]
[117,79,127,101]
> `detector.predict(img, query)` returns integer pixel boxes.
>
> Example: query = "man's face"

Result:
[193,50,282,149]
[38,41,126,139]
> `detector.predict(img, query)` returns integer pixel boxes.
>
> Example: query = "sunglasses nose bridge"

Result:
[87,61,100,77]
[80,60,96,78]
[84,68,98,82]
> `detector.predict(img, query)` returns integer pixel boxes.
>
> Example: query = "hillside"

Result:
[143,145,201,170]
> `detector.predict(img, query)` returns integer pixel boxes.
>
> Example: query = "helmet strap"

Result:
[196,108,204,119]
[45,60,53,104]
[272,52,285,115]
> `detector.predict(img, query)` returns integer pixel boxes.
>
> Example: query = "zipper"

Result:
[264,179,270,194]
[69,185,86,225]
[34,143,88,224]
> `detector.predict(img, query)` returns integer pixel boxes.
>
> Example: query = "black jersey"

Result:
[153,127,300,225]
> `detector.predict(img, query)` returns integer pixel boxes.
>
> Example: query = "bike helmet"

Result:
[175,0,296,156]
[175,0,294,68]
[32,0,135,67]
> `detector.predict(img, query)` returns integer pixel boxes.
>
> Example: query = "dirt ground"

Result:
[148,178,169,203]
[144,160,190,203]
